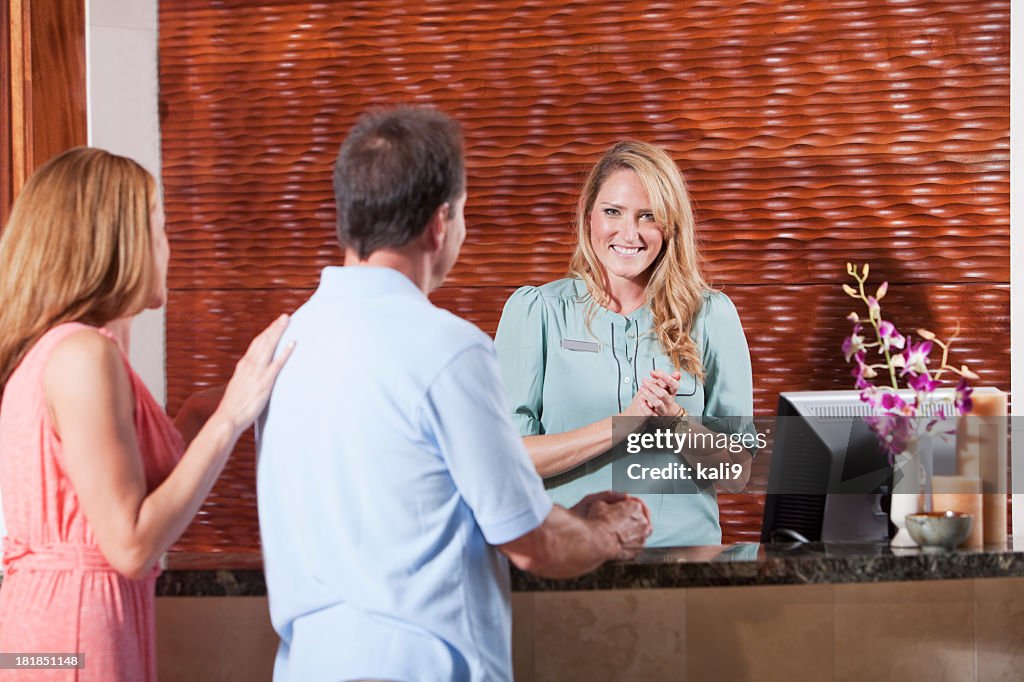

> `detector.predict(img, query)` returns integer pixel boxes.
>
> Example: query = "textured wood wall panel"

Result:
[158,0,1009,552]
[166,285,1010,417]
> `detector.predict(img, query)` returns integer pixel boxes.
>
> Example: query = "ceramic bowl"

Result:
[905,511,973,551]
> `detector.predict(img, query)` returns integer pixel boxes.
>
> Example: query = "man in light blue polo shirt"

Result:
[256,107,652,682]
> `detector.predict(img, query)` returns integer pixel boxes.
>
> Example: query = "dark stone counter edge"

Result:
[139,553,1024,597]
[3,552,1023,597]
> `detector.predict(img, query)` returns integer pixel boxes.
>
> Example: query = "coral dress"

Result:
[0,323,184,681]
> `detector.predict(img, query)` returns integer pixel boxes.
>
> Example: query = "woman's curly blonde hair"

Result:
[568,140,707,380]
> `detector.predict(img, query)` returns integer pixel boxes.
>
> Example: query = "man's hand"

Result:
[570,490,628,517]
[582,494,652,559]
[572,490,651,523]
[499,492,653,578]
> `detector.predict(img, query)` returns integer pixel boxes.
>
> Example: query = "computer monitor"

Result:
[760,390,957,544]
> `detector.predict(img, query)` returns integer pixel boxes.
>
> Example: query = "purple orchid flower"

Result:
[852,364,872,390]
[864,412,915,463]
[954,378,973,415]
[877,320,906,352]
[879,392,908,413]
[906,372,938,394]
[900,340,933,377]
[843,324,866,363]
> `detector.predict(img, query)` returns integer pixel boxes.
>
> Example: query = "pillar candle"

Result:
[970,389,1009,417]
[955,419,980,479]
[931,475,983,548]
[956,388,1008,546]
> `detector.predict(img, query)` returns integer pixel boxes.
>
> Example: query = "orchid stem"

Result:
[854,269,898,390]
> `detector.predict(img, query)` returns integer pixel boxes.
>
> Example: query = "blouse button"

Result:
[623,377,631,384]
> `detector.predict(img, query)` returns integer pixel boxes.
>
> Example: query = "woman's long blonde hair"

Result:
[0,147,157,394]
[568,140,707,380]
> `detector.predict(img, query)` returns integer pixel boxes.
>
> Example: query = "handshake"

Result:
[571,490,653,561]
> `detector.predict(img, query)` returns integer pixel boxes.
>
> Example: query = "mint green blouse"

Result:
[494,278,754,547]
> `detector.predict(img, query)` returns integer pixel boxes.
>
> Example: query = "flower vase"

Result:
[890,438,934,548]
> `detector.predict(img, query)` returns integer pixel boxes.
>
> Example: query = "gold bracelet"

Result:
[671,404,689,434]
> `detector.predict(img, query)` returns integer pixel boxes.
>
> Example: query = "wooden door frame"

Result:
[2,0,87,227]
[1,0,15,226]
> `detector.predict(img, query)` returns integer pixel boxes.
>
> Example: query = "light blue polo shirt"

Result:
[256,266,552,682]
[494,278,754,547]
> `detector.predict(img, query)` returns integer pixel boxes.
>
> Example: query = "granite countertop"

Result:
[146,541,1024,596]
[3,542,1020,596]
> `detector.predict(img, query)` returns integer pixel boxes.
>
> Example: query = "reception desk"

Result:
[150,543,1024,680]
[2,543,1021,681]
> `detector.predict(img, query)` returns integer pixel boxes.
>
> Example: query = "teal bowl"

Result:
[905,511,973,551]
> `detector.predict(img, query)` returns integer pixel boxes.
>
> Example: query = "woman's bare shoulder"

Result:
[44,327,127,395]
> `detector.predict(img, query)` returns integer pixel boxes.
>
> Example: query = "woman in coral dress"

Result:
[0,147,293,681]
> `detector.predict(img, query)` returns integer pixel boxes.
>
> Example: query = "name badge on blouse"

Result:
[560,338,600,353]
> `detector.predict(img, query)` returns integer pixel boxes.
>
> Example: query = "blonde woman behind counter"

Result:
[495,141,755,547]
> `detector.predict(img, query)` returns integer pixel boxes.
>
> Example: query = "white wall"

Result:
[87,0,165,405]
